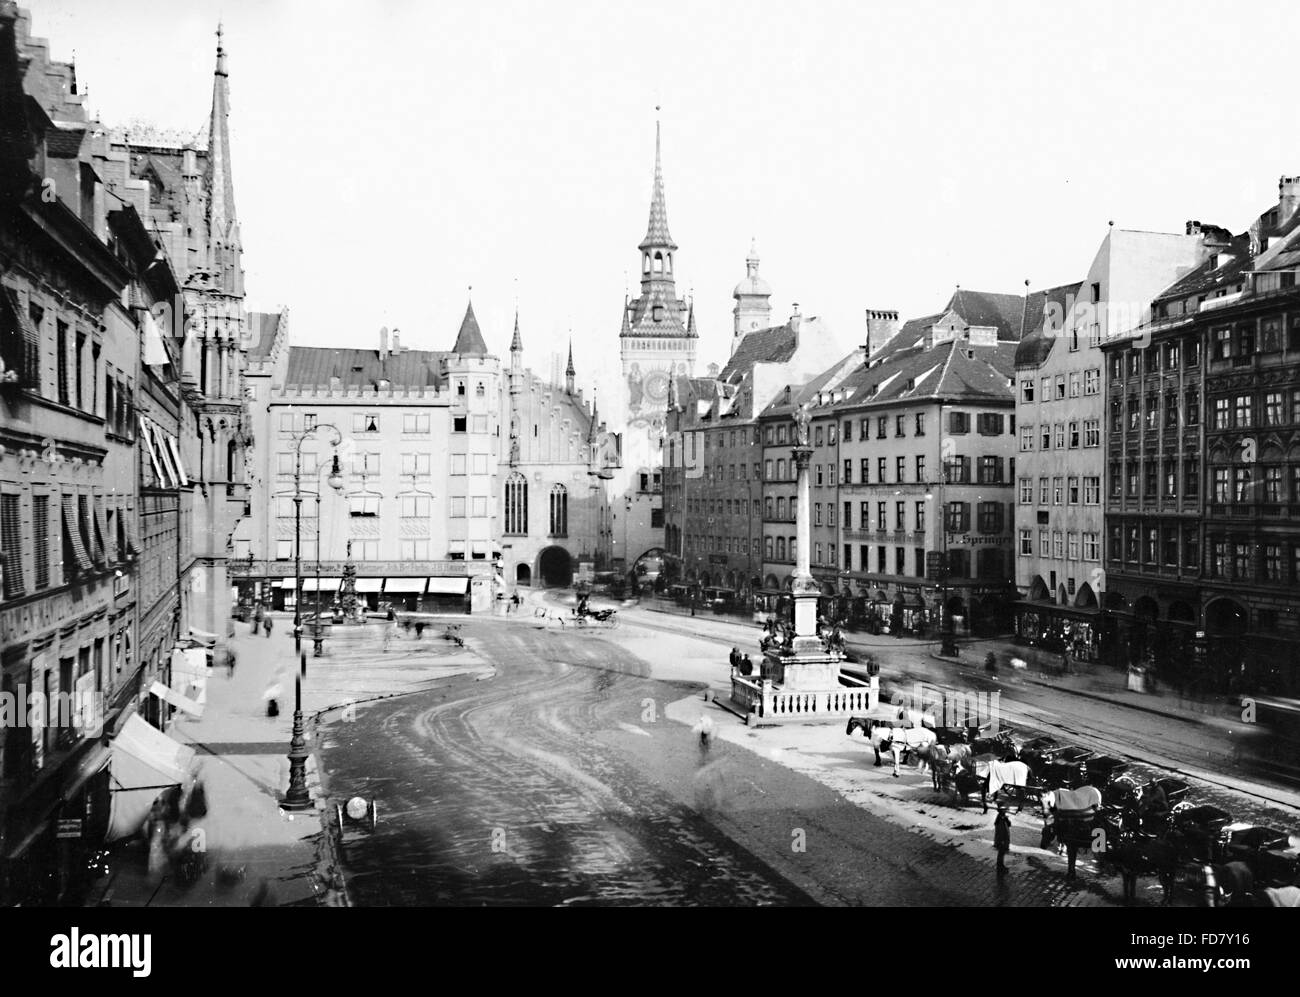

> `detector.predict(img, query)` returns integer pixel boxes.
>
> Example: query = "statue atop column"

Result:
[793,402,811,447]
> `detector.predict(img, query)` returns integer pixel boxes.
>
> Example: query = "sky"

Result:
[25,0,1300,402]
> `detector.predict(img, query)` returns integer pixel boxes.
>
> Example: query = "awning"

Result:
[124,512,141,556]
[165,436,189,486]
[354,578,383,592]
[426,576,469,595]
[275,579,296,588]
[150,680,204,719]
[301,577,342,592]
[94,502,112,564]
[187,627,218,646]
[384,577,427,593]
[107,714,196,842]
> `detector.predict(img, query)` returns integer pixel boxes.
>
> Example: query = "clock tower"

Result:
[619,118,696,436]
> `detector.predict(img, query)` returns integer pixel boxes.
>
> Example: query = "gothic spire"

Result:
[565,337,575,394]
[205,21,241,294]
[510,307,523,353]
[638,117,676,252]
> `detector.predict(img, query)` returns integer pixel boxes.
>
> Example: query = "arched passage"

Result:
[1205,598,1248,635]
[538,546,572,587]
[1029,576,1049,601]
[1074,583,1098,609]
[515,563,532,587]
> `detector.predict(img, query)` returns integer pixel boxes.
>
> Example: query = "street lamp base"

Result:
[312,638,324,657]
[279,793,314,813]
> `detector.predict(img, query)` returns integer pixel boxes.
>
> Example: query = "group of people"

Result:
[728,646,755,676]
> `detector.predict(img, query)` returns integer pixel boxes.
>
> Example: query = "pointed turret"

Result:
[639,119,676,253]
[587,390,600,444]
[205,22,242,296]
[565,338,576,394]
[620,297,632,336]
[510,308,523,355]
[452,299,488,356]
[687,298,697,338]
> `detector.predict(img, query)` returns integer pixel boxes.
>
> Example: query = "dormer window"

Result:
[653,304,664,322]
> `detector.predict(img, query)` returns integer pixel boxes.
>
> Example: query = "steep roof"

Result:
[1155,233,1252,302]
[451,301,489,356]
[827,339,1016,411]
[718,322,798,382]
[1014,281,1084,369]
[759,350,861,420]
[948,288,1027,339]
[284,346,448,388]
[246,311,281,360]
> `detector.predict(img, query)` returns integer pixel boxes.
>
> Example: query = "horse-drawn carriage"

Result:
[573,595,619,628]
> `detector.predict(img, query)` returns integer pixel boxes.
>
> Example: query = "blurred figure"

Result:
[262,616,273,639]
[994,807,1011,879]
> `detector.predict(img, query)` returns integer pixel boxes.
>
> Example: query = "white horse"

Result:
[870,726,938,776]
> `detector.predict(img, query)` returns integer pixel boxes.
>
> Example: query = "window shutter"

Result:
[62,495,93,573]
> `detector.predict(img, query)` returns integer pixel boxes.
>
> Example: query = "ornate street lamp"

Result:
[291,425,345,653]
[311,454,344,656]
[926,486,959,657]
[280,653,312,812]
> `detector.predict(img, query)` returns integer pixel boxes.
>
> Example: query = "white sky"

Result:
[27,0,1300,396]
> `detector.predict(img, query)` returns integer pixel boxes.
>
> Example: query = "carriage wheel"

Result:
[607,613,620,630]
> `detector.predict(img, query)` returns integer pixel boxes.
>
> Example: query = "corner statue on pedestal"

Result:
[794,403,811,447]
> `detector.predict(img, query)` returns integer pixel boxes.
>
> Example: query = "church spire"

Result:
[205,21,241,295]
[510,307,523,354]
[565,338,576,394]
[639,117,676,252]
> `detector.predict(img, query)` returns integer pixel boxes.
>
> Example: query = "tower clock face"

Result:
[751,320,759,329]
[643,369,671,403]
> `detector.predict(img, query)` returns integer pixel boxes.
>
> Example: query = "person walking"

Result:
[741,653,754,677]
[226,648,237,679]
[262,615,273,639]
[994,806,1012,879]
[729,647,740,673]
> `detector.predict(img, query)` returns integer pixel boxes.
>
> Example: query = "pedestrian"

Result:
[263,615,273,638]
[994,806,1011,879]
[264,668,283,717]
[729,646,740,672]
[741,653,754,677]
[226,648,237,678]
[695,712,714,757]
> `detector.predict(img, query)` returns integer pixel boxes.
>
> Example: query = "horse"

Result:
[870,726,937,776]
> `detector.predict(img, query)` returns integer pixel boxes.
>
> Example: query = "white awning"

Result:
[426,576,469,595]
[107,715,196,842]
[150,680,204,719]
[384,577,427,593]
[187,626,218,645]
[275,579,296,588]
[354,578,383,592]
[301,577,342,592]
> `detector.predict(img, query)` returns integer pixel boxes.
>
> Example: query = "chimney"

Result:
[865,309,900,360]
[379,326,389,356]
[790,303,802,336]
[391,328,401,354]
[1280,176,1300,226]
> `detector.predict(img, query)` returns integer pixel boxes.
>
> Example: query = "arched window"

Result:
[643,253,651,274]
[505,472,528,535]
[476,382,485,396]
[549,483,568,537]
[665,253,672,273]
[654,252,663,273]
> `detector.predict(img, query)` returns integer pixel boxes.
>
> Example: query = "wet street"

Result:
[318,620,1094,906]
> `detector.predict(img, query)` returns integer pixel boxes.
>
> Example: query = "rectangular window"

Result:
[977,456,1001,484]
[915,413,925,435]
[1083,532,1099,561]
[843,420,853,442]
[1068,422,1079,448]
[450,496,466,517]
[1083,419,1100,448]
[1068,372,1081,397]
[471,496,488,518]
[1020,425,1034,451]
[895,501,905,530]
[400,539,431,560]
[844,502,852,529]
[400,494,432,518]
[948,411,970,434]
[1068,476,1080,504]
[400,453,433,476]
[1021,379,1035,402]
[878,457,887,483]
[860,502,869,530]
[1052,476,1063,505]
[1055,375,1066,400]
[895,415,905,437]
[1083,476,1100,505]
[877,416,888,439]
[472,454,489,476]
[1039,477,1050,505]
[450,454,466,475]
[1235,394,1252,428]
[916,501,926,532]
[1067,532,1079,561]
[354,412,380,433]
[1019,477,1032,504]
[1213,467,1230,503]
[895,546,906,575]
[1039,529,1050,557]
[1084,369,1100,395]
[1041,424,1052,450]
[403,413,431,434]
[1019,529,1032,555]
[860,458,869,484]
[1,494,24,597]
[896,456,906,483]
[843,459,852,484]
[815,503,823,527]
[453,416,467,433]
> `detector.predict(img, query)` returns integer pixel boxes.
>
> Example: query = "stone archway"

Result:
[538,546,572,587]
[516,563,532,587]
[1205,598,1248,635]
[1029,576,1049,601]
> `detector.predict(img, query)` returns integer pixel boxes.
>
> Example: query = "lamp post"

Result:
[926,484,958,657]
[280,654,312,812]
[291,425,345,654]
[311,457,343,656]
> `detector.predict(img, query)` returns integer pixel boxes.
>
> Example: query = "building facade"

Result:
[1012,226,1210,661]
[1102,179,1300,694]
[239,306,616,611]
[0,7,240,904]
